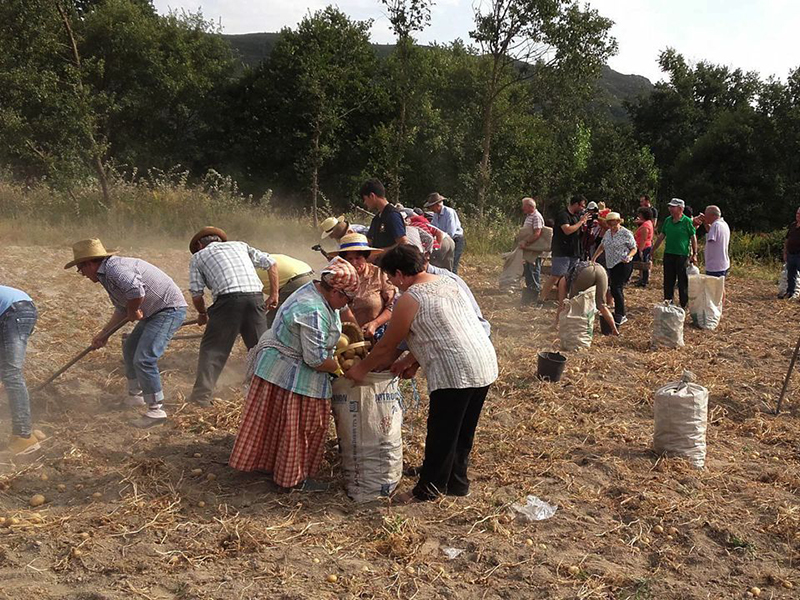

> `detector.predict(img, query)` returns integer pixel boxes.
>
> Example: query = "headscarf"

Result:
[321,256,359,296]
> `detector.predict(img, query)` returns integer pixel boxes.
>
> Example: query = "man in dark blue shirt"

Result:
[361,179,410,250]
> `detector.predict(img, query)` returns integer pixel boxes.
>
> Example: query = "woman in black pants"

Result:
[592,212,637,325]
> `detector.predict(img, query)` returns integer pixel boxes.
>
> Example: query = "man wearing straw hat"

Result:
[425,192,465,273]
[187,226,279,407]
[66,239,187,428]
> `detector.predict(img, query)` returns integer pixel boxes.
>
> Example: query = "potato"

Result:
[351,356,361,365]
[29,494,45,507]
[336,335,350,351]
[343,349,356,359]
[191,468,203,476]
[341,359,356,370]
[356,347,367,358]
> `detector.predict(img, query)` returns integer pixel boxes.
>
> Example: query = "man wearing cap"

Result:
[426,192,465,273]
[188,227,279,407]
[361,178,410,251]
[651,198,698,309]
[258,254,315,327]
[66,239,187,428]
[1,285,40,454]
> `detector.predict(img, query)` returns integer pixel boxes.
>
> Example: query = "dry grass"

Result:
[1,242,799,599]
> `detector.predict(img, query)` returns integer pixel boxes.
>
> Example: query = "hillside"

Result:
[220,32,654,121]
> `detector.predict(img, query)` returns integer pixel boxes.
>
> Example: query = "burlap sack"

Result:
[651,301,685,349]
[331,373,403,502]
[688,274,724,330]
[653,371,709,468]
[559,286,597,351]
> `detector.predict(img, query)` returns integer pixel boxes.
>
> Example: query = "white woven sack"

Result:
[653,371,709,468]
[559,286,597,351]
[651,301,685,349]
[331,373,403,503]
[688,274,724,330]
[778,264,800,298]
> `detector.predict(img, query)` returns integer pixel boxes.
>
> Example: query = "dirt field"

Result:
[1,243,799,600]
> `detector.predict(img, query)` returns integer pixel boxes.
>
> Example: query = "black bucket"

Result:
[537,352,567,382]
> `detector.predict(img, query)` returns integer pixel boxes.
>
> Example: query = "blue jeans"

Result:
[0,301,37,437]
[787,253,800,297]
[452,235,465,274]
[123,306,186,417]
[523,257,543,293]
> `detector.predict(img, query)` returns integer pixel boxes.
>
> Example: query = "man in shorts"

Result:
[539,195,589,303]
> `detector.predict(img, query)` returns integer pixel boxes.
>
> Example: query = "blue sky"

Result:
[153,0,799,83]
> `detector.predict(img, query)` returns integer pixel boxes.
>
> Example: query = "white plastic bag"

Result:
[686,263,700,276]
[653,371,709,468]
[688,274,724,330]
[331,373,403,503]
[651,301,685,349]
[778,264,800,298]
[559,286,597,351]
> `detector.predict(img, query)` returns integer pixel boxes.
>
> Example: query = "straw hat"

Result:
[319,215,345,239]
[328,233,382,257]
[424,192,447,208]
[64,238,117,269]
[189,226,227,254]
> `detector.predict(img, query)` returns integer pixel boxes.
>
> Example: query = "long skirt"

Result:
[229,376,330,488]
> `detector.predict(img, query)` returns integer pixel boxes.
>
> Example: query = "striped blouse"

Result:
[254,282,341,399]
[405,277,498,393]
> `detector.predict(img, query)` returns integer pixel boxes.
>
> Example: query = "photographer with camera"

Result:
[539,195,589,304]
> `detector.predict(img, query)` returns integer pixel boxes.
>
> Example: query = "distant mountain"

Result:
[220,32,653,121]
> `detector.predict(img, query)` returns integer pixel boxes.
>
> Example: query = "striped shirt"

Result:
[255,282,341,399]
[189,241,275,300]
[426,265,490,337]
[523,209,544,230]
[97,256,187,318]
[405,277,498,393]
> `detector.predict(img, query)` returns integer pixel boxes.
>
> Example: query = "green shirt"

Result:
[661,215,696,256]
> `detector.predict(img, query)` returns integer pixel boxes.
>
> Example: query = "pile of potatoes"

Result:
[336,333,371,371]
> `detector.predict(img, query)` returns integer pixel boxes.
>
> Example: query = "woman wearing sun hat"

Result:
[329,233,396,341]
[230,257,359,491]
[591,212,637,326]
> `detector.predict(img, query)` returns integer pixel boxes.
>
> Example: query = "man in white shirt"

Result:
[188,226,279,407]
[519,197,546,304]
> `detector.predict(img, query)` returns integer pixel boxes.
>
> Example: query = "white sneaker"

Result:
[617,316,628,325]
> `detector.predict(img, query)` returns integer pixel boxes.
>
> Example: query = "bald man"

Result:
[518,197,545,304]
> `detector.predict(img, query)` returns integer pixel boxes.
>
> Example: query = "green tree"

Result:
[376,0,433,202]
[469,0,616,214]
[252,7,377,223]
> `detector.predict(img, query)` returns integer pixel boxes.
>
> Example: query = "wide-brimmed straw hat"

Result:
[424,192,447,208]
[328,233,382,257]
[190,226,227,254]
[319,215,345,239]
[64,238,117,269]
[605,211,622,222]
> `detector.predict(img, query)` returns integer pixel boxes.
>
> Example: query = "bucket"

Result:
[537,352,567,382]
[600,316,614,336]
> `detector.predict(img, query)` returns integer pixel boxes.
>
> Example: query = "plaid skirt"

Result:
[229,376,331,488]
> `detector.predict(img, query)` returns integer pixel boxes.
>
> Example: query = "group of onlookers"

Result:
[517,193,732,334]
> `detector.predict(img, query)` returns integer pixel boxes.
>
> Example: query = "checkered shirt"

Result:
[97,256,187,318]
[189,241,275,300]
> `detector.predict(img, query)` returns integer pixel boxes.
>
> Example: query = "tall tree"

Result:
[257,7,377,224]
[469,0,616,214]
[378,0,433,202]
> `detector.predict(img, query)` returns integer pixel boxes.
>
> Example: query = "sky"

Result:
[152,0,799,83]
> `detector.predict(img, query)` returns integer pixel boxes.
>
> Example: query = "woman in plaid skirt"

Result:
[229,258,358,491]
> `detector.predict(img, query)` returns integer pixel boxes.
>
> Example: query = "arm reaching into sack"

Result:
[345,293,419,384]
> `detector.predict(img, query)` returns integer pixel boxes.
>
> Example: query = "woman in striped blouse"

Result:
[346,244,498,503]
